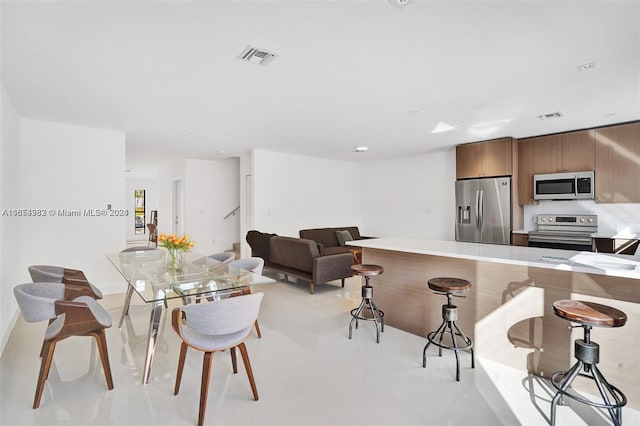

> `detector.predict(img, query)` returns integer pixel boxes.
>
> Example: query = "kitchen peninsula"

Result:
[348,238,640,408]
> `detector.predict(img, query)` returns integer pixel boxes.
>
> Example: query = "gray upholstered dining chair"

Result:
[28,265,103,299]
[13,282,114,409]
[120,246,158,253]
[172,292,263,426]
[208,251,235,263]
[228,257,265,338]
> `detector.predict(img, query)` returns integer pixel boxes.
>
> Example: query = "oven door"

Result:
[528,232,593,251]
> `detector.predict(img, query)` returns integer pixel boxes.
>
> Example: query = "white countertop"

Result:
[511,229,528,235]
[347,238,640,280]
[592,233,640,240]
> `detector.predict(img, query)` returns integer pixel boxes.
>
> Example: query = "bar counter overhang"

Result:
[347,238,640,408]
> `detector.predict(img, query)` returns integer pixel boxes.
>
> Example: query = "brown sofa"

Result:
[246,230,353,294]
[298,226,370,256]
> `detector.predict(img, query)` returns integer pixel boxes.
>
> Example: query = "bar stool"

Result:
[550,300,627,426]
[422,277,474,381]
[349,264,384,343]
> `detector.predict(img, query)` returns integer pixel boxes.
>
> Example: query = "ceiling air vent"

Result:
[238,45,277,66]
[537,112,563,120]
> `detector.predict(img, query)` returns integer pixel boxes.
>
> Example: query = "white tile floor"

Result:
[1,274,638,425]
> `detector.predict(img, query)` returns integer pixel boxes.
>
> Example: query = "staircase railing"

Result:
[224,205,240,220]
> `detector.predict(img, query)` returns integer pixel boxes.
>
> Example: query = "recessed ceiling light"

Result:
[577,61,598,71]
[182,131,190,135]
[354,146,369,152]
[388,0,412,8]
[431,122,458,134]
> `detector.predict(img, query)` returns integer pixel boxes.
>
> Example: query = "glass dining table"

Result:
[106,249,274,384]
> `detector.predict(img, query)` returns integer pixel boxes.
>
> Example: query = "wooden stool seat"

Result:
[553,300,627,328]
[427,277,471,294]
[351,264,384,277]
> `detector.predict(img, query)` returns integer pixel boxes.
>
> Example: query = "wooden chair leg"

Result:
[237,342,258,401]
[230,346,238,374]
[93,330,114,390]
[341,278,345,288]
[174,342,188,395]
[254,320,262,338]
[34,339,57,409]
[198,351,214,426]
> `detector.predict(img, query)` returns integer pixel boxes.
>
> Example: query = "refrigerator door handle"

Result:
[475,190,480,228]
[478,190,484,230]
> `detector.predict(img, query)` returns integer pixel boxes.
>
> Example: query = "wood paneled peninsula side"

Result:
[347,238,640,408]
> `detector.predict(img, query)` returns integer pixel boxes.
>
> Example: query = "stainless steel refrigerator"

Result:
[455,177,511,245]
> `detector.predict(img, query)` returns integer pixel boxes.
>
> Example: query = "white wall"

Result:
[0,82,22,353]
[184,158,240,255]
[252,150,364,237]
[362,149,457,240]
[18,119,126,295]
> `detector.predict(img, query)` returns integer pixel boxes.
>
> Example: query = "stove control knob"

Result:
[580,218,585,223]
[541,217,546,222]
[588,218,594,223]
[548,217,553,222]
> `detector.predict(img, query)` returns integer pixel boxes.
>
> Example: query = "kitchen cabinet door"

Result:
[595,122,640,203]
[482,138,513,177]
[512,233,529,247]
[456,138,513,179]
[562,130,595,172]
[517,139,536,204]
[456,143,483,179]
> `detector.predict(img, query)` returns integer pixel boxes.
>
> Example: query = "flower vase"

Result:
[166,248,184,271]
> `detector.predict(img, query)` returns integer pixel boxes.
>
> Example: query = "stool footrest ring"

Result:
[426,329,472,351]
[551,370,627,410]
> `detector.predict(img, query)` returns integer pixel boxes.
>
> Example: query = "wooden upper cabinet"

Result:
[563,130,596,171]
[456,138,513,179]
[517,139,536,204]
[528,130,595,174]
[594,122,640,203]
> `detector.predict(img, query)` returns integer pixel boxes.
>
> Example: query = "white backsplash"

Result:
[523,200,640,235]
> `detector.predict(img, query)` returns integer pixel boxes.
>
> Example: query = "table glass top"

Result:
[106,249,274,303]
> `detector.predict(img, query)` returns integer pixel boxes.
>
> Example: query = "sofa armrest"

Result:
[313,253,353,284]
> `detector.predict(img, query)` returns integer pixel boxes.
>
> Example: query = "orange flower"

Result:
[158,233,195,252]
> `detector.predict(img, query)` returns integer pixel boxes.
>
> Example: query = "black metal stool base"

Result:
[550,338,627,426]
[349,284,385,343]
[422,303,474,381]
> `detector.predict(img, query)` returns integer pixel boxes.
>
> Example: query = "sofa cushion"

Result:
[269,236,319,273]
[322,246,352,256]
[299,228,339,248]
[299,227,363,248]
[335,230,354,246]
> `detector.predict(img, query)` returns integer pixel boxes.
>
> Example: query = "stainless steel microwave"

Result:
[533,171,595,200]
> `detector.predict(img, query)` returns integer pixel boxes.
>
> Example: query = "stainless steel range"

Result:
[528,214,597,251]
